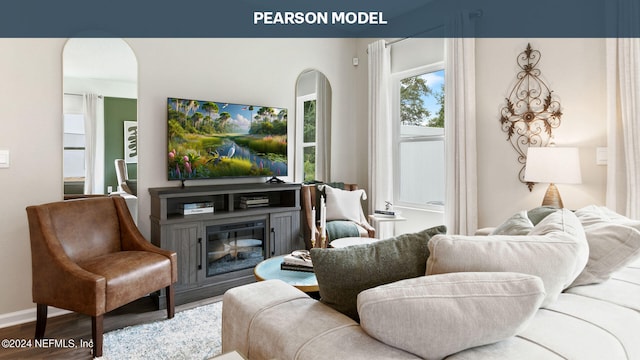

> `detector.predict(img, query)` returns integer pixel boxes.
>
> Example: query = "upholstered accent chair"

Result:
[114,158,136,195]
[26,196,177,357]
[301,183,375,249]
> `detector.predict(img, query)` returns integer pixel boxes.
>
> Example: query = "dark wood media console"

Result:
[149,182,302,307]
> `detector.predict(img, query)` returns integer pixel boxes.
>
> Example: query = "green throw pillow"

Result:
[490,210,534,235]
[527,206,558,225]
[310,225,446,321]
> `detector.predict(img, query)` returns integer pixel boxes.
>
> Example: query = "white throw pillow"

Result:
[570,205,640,287]
[570,222,640,287]
[427,208,588,307]
[575,204,640,230]
[490,210,534,235]
[357,272,545,360]
[322,185,366,223]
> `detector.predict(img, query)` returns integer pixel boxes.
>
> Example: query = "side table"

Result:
[368,214,407,239]
[253,255,318,293]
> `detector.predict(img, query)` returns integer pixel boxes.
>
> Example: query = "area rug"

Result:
[99,301,223,359]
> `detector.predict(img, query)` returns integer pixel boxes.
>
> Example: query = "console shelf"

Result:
[149,182,302,307]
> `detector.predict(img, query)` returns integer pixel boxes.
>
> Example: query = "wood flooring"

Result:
[0,295,222,359]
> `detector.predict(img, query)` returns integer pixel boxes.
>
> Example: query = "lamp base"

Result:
[541,183,564,208]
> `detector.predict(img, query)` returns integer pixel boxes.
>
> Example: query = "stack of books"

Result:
[239,195,269,209]
[374,209,396,218]
[280,250,314,272]
[178,201,214,215]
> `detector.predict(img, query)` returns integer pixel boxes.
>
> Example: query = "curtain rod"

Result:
[367,9,484,52]
[64,92,103,98]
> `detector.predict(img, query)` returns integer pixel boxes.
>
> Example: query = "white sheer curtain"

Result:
[606,37,640,218]
[367,40,393,214]
[605,0,640,218]
[316,74,332,181]
[82,93,104,194]
[444,13,478,235]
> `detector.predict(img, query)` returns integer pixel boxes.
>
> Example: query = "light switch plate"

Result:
[596,147,607,166]
[0,149,9,168]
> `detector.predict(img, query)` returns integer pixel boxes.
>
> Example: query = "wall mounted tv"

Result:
[167,97,288,181]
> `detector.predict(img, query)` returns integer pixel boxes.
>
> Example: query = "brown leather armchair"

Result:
[301,183,375,249]
[26,196,177,357]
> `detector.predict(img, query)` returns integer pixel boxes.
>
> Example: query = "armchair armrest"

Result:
[112,196,178,282]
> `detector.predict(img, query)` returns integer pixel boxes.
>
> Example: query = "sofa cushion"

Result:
[357,272,545,360]
[322,184,366,223]
[490,210,534,235]
[570,206,640,287]
[310,225,446,321]
[427,209,588,306]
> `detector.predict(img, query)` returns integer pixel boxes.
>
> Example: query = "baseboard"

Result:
[0,306,72,329]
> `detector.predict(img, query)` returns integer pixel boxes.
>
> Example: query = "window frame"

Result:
[391,62,445,212]
[295,93,318,182]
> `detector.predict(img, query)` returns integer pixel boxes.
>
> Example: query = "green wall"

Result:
[104,97,137,194]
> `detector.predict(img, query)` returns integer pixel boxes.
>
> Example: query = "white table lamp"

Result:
[524,147,582,208]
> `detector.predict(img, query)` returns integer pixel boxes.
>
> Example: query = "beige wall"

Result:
[476,38,607,227]
[0,37,608,321]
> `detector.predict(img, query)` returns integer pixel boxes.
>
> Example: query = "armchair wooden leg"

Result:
[166,284,175,319]
[92,315,103,358]
[35,304,47,339]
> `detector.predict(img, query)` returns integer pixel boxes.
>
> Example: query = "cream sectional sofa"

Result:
[222,207,640,359]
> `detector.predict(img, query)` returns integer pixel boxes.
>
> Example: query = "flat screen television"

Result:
[167,97,288,181]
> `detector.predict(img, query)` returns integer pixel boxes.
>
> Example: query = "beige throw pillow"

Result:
[427,208,588,307]
[570,205,640,287]
[357,272,545,360]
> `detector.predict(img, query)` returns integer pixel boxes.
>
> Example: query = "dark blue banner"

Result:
[0,0,638,37]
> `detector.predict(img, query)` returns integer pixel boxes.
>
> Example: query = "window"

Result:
[302,96,317,182]
[393,64,445,210]
[63,113,86,180]
[298,94,317,182]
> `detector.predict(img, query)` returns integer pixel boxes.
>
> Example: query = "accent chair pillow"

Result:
[310,225,447,321]
[570,205,640,287]
[427,208,588,307]
[321,184,366,223]
[357,272,545,360]
[490,210,535,235]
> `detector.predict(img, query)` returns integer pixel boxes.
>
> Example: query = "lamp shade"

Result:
[524,147,582,184]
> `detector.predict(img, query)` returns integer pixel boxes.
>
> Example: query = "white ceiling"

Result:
[63,38,137,83]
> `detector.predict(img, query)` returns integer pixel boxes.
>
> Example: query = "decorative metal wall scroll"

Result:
[499,43,562,191]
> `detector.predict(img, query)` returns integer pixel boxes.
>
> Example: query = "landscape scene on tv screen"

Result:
[167,97,288,180]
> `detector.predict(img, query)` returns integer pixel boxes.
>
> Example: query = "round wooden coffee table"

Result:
[254,255,318,293]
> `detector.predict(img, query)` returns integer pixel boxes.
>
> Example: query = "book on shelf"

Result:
[239,202,269,209]
[180,201,214,209]
[178,201,214,215]
[240,195,270,207]
[240,195,269,203]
